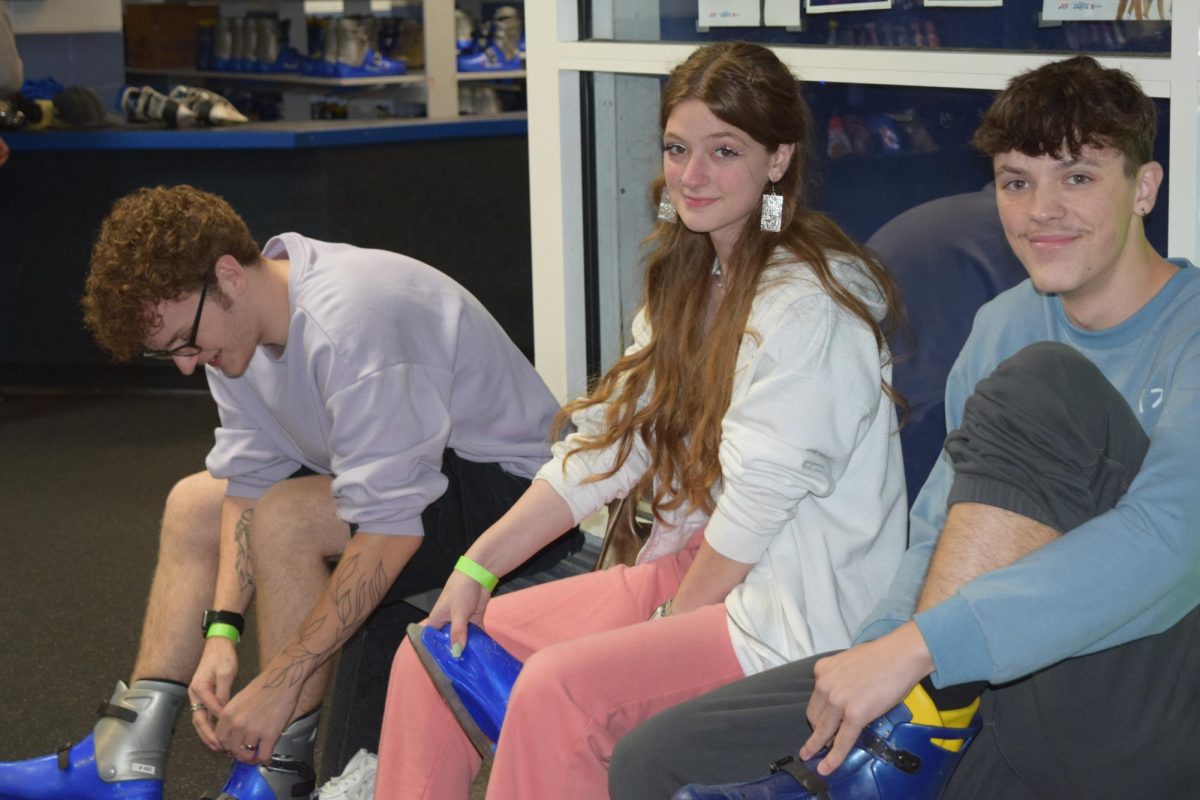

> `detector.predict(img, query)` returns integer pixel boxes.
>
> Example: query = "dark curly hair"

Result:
[83,185,260,361]
[973,56,1157,175]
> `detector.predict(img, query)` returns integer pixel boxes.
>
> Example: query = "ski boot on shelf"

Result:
[492,6,524,66]
[221,17,247,72]
[119,85,197,127]
[407,623,523,763]
[381,18,423,71]
[308,15,341,78]
[0,679,184,800]
[334,15,406,78]
[253,18,301,73]
[212,17,234,71]
[672,698,982,800]
[200,711,319,800]
[167,86,248,125]
[239,16,258,72]
[455,9,479,57]
[196,19,216,71]
[457,6,523,72]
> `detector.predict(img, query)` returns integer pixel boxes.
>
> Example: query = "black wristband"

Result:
[200,609,245,637]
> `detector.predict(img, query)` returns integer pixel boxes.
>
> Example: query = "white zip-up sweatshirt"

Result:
[538,253,907,674]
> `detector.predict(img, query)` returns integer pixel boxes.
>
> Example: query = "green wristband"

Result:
[454,555,499,593]
[205,622,241,645]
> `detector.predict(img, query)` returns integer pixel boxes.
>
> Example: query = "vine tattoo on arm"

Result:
[262,553,389,689]
[234,509,255,591]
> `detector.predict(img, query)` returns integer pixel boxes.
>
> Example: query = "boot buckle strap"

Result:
[267,757,317,797]
[769,755,830,800]
[860,730,921,774]
[97,700,139,724]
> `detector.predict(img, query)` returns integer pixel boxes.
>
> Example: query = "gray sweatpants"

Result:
[610,342,1200,799]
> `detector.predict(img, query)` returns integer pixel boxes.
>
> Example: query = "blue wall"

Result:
[15,31,124,108]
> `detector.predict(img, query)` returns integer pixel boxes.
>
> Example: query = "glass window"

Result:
[584,71,1170,366]
[587,1,1170,54]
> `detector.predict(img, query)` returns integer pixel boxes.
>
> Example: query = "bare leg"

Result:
[916,502,1059,613]
[132,470,226,682]
[249,475,350,719]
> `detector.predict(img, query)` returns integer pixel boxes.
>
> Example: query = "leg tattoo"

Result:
[235,509,255,591]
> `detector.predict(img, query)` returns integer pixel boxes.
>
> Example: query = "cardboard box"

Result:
[124,3,218,70]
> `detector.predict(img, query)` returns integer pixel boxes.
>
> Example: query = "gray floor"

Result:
[0,390,257,798]
[0,390,502,799]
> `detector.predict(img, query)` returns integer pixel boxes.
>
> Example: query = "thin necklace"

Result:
[711,257,723,289]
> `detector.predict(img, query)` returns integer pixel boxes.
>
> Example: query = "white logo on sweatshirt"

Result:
[1138,387,1164,413]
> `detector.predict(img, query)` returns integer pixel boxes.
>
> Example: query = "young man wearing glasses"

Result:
[0,185,569,800]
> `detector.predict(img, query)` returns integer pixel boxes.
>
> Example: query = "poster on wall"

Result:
[925,0,1002,7]
[765,0,803,26]
[806,0,893,13]
[1042,0,1171,21]
[697,0,762,26]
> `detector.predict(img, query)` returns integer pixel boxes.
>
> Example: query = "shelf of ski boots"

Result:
[144,12,423,87]
[126,67,424,89]
[0,112,527,151]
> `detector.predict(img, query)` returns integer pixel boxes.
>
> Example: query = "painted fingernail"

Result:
[450,641,464,659]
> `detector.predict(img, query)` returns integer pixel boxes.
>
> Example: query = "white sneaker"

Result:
[316,749,377,800]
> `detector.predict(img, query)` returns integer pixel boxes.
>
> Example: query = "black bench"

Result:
[320,531,604,777]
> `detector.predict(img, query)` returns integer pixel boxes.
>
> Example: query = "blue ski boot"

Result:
[333,15,407,78]
[672,698,982,800]
[457,6,523,72]
[200,710,319,800]
[0,679,185,800]
[407,623,523,763]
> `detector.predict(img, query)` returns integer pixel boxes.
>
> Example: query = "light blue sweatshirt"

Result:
[856,260,1200,687]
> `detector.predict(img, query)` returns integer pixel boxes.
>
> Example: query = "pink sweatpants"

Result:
[373,534,746,799]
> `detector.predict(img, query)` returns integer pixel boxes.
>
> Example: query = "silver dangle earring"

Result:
[760,183,783,233]
[657,190,677,223]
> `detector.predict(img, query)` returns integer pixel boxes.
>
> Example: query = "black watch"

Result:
[201,609,245,636]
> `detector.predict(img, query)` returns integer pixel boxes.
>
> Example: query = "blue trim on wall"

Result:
[3,114,529,151]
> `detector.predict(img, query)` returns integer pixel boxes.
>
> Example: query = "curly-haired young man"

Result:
[0,185,573,800]
[611,56,1200,800]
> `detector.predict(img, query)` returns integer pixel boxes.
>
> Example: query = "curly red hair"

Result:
[82,185,260,360]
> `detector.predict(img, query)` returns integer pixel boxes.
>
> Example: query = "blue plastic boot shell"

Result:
[673,702,982,800]
[456,47,522,72]
[334,49,407,78]
[407,623,523,761]
[0,734,162,800]
[210,762,279,800]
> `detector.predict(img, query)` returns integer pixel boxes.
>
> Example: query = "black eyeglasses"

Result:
[143,281,208,360]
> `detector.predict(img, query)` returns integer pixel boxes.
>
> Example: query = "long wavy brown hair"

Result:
[555,42,907,522]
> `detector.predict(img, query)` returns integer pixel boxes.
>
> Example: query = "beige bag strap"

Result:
[594,493,652,571]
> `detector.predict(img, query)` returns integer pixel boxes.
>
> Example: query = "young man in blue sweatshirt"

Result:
[610,55,1200,800]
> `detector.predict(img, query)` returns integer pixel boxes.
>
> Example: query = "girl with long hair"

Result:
[373,41,908,799]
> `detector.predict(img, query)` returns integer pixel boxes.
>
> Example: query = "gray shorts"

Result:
[610,342,1200,799]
